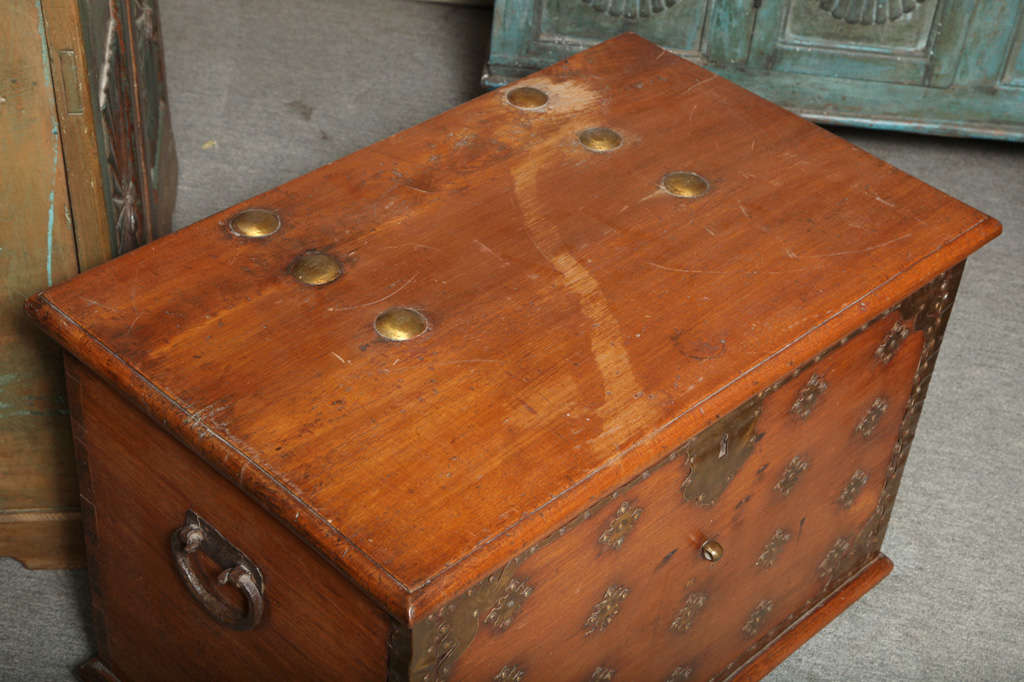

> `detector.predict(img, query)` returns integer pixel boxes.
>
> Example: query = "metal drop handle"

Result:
[170,510,265,630]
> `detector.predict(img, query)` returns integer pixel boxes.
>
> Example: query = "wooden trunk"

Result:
[27,35,998,681]
[1,0,176,570]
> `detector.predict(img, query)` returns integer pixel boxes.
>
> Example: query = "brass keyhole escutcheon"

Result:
[701,539,723,562]
[374,307,429,341]
[229,208,281,238]
[578,127,623,152]
[661,171,709,198]
[291,251,343,286]
[506,86,548,110]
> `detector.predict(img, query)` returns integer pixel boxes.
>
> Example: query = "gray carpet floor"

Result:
[2,0,1022,679]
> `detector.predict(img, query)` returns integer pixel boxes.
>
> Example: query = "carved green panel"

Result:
[1000,7,1024,88]
[538,0,709,54]
[757,0,948,85]
[785,1,937,52]
[486,0,1024,140]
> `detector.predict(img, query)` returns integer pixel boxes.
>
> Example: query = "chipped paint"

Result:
[37,1,60,286]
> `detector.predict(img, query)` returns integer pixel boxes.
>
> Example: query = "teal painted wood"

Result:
[483,0,1024,141]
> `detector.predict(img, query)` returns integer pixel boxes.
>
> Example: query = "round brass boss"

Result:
[374,307,428,342]
[229,208,281,238]
[291,251,342,286]
[661,171,709,198]
[578,127,623,152]
[700,539,723,562]
[506,86,549,110]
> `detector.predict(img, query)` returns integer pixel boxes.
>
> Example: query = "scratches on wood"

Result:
[512,160,657,454]
[809,233,911,258]
[473,239,509,267]
[327,274,418,312]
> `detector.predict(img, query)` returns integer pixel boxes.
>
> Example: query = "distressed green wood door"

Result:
[734,1,1024,138]
[0,0,176,569]
[485,0,1024,140]
[488,0,711,77]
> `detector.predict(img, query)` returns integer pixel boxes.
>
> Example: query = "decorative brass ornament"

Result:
[855,397,889,439]
[506,86,548,110]
[741,600,774,638]
[667,666,693,681]
[408,560,528,682]
[838,470,869,509]
[578,127,623,152]
[374,307,429,341]
[700,539,723,563]
[875,320,910,364]
[669,592,708,634]
[584,585,630,635]
[755,529,792,569]
[591,666,616,682]
[856,266,963,558]
[817,537,851,582]
[774,455,809,496]
[819,0,925,25]
[483,578,533,632]
[791,373,827,420]
[229,208,280,238]
[680,397,763,507]
[661,171,709,198]
[494,664,526,682]
[598,500,643,550]
[291,251,342,286]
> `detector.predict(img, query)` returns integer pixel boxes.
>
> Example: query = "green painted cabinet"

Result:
[485,0,1024,140]
[1,0,175,569]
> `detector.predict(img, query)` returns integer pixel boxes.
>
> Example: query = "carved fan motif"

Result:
[819,0,926,25]
[581,0,678,20]
[98,3,144,253]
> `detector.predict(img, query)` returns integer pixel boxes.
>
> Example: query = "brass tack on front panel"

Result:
[374,307,428,341]
[229,208,281,238]
[291,251,342,286]
[700,539,723,562]
[506,86,548,110]
[578,127,622,152]
[661,171,709,198]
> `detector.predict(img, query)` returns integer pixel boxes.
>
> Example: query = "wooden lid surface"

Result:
[27,34,999,621]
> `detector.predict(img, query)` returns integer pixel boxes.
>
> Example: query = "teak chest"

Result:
[27,34,1000,682]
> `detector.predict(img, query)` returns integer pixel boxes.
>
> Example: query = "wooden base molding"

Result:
[732,554,894,681]
[71,555,894,682]
[0,510,84,570]
[75,658,121,682]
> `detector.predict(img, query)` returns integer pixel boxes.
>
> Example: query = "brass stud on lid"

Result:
[578,127,623,152]
[661,171,709,198]
[291,251,342,286]
[506,86,549,110]
[229,208,281,238]
[374,307,428,342]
